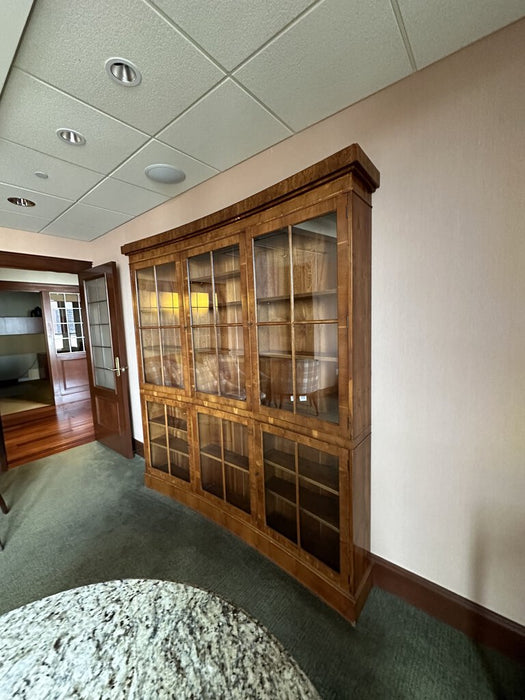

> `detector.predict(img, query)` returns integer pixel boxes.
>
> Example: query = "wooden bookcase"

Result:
[122,144,379,622]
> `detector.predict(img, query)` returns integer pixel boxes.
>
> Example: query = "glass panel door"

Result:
[147,401,189,482]
[188,244,245,400]
[254,212,338,422]
[198,412,250,514]
[136,262,184,388]
[263,431,340,571]
[84,276,114,390]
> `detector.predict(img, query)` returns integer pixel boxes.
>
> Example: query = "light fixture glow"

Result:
[8,196,35,207]
[56,128,86,146]
[105,57,142,87]
[145,164,186,184]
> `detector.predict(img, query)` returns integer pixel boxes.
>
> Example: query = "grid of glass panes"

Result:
[263,431,340,571]
[254,212,339,423]
[188,244,245,400]
[147,401,190,482]
[84,276,114,390]
[136,262,184,388]
[50,292,85,353]
[198,413,250,513]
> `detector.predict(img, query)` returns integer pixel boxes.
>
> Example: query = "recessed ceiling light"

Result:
[145,164,186,184]
[56,128,86,146]
[8,197,35,207]
[105,57,142,87]
[34,171,49,179]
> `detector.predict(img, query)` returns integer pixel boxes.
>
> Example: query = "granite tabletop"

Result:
[0,578,320,699]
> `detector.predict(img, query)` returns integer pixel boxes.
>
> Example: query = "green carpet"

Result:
[0,442,523,698]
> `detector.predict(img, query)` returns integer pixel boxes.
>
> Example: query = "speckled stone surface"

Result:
[0,579,320,699]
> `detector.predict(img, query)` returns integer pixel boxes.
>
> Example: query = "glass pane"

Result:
[136,267,158,326]
[189,253,213,326]
[214,246,241,325]
[193,328,218,394]
[295,323,338,422]
[141,328,162,385]
[85,276,114,390]
[161,327,183,388]
[200,455,223,498]
[300,511,339,571]
[198,413,221,460]
[94,367,115,390]
[254,229,290,322]
[298,444,339,492]
[213,244,240,277]
[50,292,85,354]
[292,212,337,322]
[264,432,297,540]
[166,404,187,431]
[225,466,250,513]
[222,421,249,470]
[217,327,245,400]
[157,262,180,326]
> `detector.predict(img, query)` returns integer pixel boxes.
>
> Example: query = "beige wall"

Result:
[2,19,524,625]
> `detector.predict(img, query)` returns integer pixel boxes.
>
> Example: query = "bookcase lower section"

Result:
[145,469,372,623]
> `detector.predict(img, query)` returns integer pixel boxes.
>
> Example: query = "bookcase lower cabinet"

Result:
[125,144,379,622]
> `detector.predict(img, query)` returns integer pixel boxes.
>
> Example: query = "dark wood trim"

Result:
[0,251,92,273]
[372,554,525,663]
[0,281,79,293]
[121,144,380,257]
[133,439,144,458]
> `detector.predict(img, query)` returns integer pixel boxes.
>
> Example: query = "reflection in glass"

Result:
[193,327,218,395]
[254,212,339,422]
[263,430,340,571]
[85,276,114,390]
[136,262,184,388]
[198,413,250,513]
[147,401,189,481]
[188,244,245,400]
[161,327,183,388]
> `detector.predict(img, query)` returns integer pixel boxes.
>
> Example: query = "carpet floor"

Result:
[0,442,523,698]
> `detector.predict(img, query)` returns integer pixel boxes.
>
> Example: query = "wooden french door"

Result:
[78,262,133,458]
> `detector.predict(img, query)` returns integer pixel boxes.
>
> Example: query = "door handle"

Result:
[110,356,127,377]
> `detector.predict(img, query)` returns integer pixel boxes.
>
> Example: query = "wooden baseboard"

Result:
[133,439,145,458]
[372,554,525,663]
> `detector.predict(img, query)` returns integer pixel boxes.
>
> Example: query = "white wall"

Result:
[4,19,525,625]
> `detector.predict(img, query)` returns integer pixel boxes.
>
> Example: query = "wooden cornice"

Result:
[121,143,380,257]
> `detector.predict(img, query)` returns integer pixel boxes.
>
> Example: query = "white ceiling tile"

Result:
[112,140,219,196]
[0,182,73,219]
[234,0,413,131]
[0,138,103,200]
[13,0,225,134]
[40,203,133,241]
[81,178,169,216]
[158,80,292,170]
[0,209,50,234]
[0,70,149,172]
[0,0,34,94]
[397,0,525,68]
[152,0,314,70]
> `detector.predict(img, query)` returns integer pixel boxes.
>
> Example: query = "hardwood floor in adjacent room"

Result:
[1,400,95,468]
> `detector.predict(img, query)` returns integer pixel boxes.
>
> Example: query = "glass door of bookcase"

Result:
[188,243,246,401]
[262,430,340,572]
[197,412,251,514]
[146,401,190,482]
[136,261,184,389]
[254,211,339,423]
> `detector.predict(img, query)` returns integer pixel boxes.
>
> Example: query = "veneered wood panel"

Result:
[61,357,89,391]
